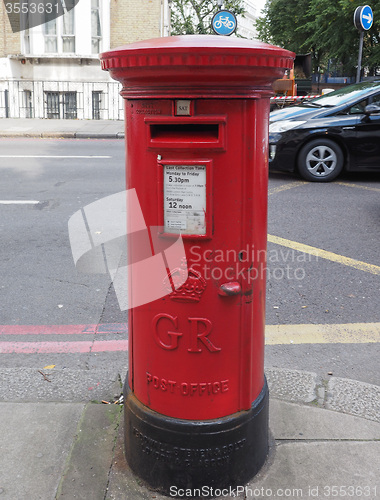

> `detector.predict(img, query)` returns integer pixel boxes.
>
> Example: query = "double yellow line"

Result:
[266,322,380,345]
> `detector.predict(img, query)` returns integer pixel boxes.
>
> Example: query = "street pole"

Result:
[353,6,374,83]
[356,30,364,83]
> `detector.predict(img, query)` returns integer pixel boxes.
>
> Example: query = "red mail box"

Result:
[101,35,294,493]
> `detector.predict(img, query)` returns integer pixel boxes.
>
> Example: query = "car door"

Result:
[351,93,380,169]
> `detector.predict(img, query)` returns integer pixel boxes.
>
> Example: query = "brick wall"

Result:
[0,5,21,56]
[110,0,161,48]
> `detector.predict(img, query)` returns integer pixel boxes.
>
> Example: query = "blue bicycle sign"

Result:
[212,10,237,36]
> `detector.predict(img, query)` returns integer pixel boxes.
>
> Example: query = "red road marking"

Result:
[0,323,128,353]
[0,340,128,354]
[0,323,128,335]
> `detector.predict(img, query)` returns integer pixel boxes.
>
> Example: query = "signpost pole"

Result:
[353,5,374,83]
[356,30,364,83]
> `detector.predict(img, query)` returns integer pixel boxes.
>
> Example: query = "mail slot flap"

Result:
[146,117,226,150]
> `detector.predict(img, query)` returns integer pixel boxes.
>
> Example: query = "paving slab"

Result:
[250,441,380,499]
[327,377,380,422]
[269,399,380,440]
[57,403,122,500]
[0,402,84,500]
[0,368,122,402]
[266,368,318,403]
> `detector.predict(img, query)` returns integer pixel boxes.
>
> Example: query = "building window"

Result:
[1,90,10,118]
[64,92,77,119]
[44,19,58,53]
[23,29,31,54]
[91,0,102,54]
[45,92,77,119]
[23,90,34,118]
[92,91,102,120]
[62,7,75,53]
[25,0,107,57]
[46,92,60,118]
[44,7,75,54]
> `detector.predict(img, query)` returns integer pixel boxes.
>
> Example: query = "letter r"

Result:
[187,317,221,353]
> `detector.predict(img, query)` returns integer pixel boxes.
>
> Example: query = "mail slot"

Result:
[100,35,294,493]
[150,123,219,141]
[147,116,226,148]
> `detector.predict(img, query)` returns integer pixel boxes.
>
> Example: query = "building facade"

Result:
[0,0,259,120]
[238,0,259,39]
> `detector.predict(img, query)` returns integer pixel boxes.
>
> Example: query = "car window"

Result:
[370,94,380,106]
[310,81,380,108]
[349,99,368,114]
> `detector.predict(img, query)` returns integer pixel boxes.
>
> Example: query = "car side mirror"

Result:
[364,104,380,116]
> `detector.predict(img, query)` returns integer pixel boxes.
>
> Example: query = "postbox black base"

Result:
[123,379,269,496]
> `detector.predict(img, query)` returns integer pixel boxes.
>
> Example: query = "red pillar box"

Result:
[100,36,294,493]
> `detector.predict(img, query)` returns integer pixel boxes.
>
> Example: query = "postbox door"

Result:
[126,97,269,421]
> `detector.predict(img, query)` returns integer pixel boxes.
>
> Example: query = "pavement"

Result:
[0,118,379,499]
[0,118,125,139]
[0,368,379,500]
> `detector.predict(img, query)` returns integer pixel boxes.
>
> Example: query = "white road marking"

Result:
[0,155,111,159]
[0,200,39,205]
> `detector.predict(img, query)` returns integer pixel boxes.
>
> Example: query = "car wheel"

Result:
[297,139,344,182]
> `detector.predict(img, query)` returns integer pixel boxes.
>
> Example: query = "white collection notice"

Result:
[164,165,206,235]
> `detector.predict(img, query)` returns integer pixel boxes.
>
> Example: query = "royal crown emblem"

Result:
[164,259,206,302]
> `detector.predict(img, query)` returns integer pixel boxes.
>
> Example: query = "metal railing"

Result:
[0,80,124,120]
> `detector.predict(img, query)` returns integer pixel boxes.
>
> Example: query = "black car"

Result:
[269,80,380,182]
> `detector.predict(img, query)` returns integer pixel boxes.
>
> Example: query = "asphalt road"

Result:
[0,138,378,398]
[0,138,128,389]
[266,170,380,385]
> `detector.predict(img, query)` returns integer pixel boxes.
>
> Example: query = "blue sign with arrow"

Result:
[354,5,373,31]
[354,5,374,83]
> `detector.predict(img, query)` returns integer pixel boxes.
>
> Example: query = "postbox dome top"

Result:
[100,35,295,98]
